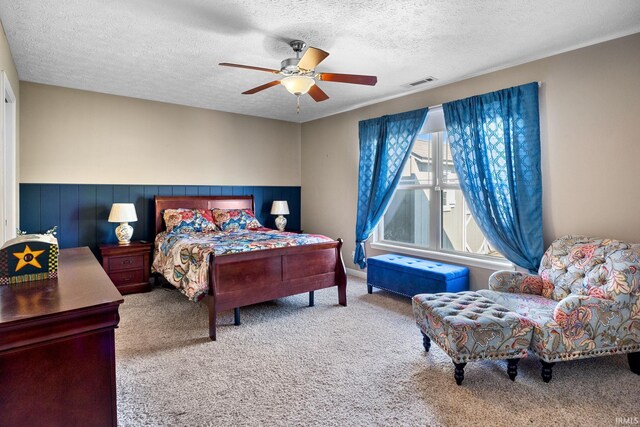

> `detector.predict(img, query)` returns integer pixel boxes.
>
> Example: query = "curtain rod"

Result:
[429,81,543,110]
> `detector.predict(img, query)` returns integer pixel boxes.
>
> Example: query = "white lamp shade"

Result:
[108,203,138,223]
[270,201,290,215]
[281,76,315,95]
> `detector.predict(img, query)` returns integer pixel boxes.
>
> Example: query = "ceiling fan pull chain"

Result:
[296,95,300,114]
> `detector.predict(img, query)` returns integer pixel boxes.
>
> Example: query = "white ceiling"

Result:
[1,1,639,123]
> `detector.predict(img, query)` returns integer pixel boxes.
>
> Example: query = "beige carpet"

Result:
[116,276,638,426]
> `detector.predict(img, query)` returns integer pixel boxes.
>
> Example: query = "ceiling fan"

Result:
[219,40,377,106]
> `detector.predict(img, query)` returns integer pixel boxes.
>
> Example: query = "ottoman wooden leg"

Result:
[629,352,640,375]
[421,332,431,352]
[541,361,555,383]
[454,362,466,385]
[367,284,373,294]
[507,358,520,381]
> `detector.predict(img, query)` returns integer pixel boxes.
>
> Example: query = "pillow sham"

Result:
[163,208,218,233]
[211,208,262,231]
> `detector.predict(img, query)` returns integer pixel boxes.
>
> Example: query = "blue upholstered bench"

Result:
[367,254,469,297]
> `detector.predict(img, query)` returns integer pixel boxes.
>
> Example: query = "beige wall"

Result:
[301,33,640,288]
[20,82,301,186]
[0,20,18,95]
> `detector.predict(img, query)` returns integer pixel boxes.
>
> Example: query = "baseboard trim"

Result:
[347,268,367,279]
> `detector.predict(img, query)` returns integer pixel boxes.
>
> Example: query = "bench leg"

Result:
[629,352,640,375]
[234,308,241,326]
[367,284,373,294]
[454,362,466,386]
[541,361,555,383]
[309,291,315,307]
[507,358,520,381]
[421,332,431,352]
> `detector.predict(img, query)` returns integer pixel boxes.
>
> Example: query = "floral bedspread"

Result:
[152,228,333,301]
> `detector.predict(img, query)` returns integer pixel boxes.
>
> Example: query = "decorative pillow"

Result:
[163,208,218,233]
[211,208,262,231]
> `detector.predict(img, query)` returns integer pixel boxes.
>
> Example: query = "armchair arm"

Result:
[553,295,619,329]
[488,270,545,295]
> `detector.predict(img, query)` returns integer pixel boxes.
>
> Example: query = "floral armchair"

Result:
[477,235,640,382]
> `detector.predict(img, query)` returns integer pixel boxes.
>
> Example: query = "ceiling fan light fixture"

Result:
[281,75,315,96]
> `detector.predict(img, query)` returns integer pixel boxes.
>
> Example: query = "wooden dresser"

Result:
[0,247,124,427]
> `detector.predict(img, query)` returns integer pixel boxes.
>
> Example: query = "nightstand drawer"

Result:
[108,255,144,272]
[109,269,144,286]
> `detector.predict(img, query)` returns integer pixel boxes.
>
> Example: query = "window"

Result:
[376,108,503,261]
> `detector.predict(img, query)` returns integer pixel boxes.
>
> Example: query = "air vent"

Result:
[403,76,438,88]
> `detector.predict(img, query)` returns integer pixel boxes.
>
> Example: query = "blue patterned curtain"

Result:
[354,108,428,268]
[443,82,542,272]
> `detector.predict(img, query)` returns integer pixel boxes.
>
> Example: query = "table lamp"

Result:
[108,203,138,245]
[270,201,289,232]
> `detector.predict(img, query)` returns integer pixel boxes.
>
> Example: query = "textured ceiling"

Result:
[1,1,640,123]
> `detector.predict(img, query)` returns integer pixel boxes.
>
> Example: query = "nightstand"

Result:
[99,241,152,294]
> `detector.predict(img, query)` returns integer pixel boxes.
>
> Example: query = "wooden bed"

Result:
[154,195,347,340]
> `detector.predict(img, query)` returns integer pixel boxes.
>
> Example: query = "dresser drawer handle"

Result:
[122,260,133,265]
[121,276,132,282]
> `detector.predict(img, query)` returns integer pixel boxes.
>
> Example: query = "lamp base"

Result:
[275,215,287,232]
[115,222,133,245]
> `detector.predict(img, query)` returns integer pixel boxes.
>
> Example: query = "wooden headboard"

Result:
[154,195,255,235]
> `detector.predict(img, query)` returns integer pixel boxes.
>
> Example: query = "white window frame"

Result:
[372,114,513,271]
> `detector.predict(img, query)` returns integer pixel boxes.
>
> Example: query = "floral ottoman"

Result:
[412,291,535,385]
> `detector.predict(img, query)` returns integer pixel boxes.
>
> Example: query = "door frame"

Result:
[1,71,17,244]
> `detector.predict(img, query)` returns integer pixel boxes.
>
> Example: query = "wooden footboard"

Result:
[206,239,347,340]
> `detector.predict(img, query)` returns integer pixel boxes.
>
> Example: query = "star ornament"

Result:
[13,245,45,272]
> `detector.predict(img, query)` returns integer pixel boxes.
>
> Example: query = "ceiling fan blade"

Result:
[297,47,329,71]
[308,85,329,102]
[317,73,377,86]
[242,80,281,95]
[219,63,280,74]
